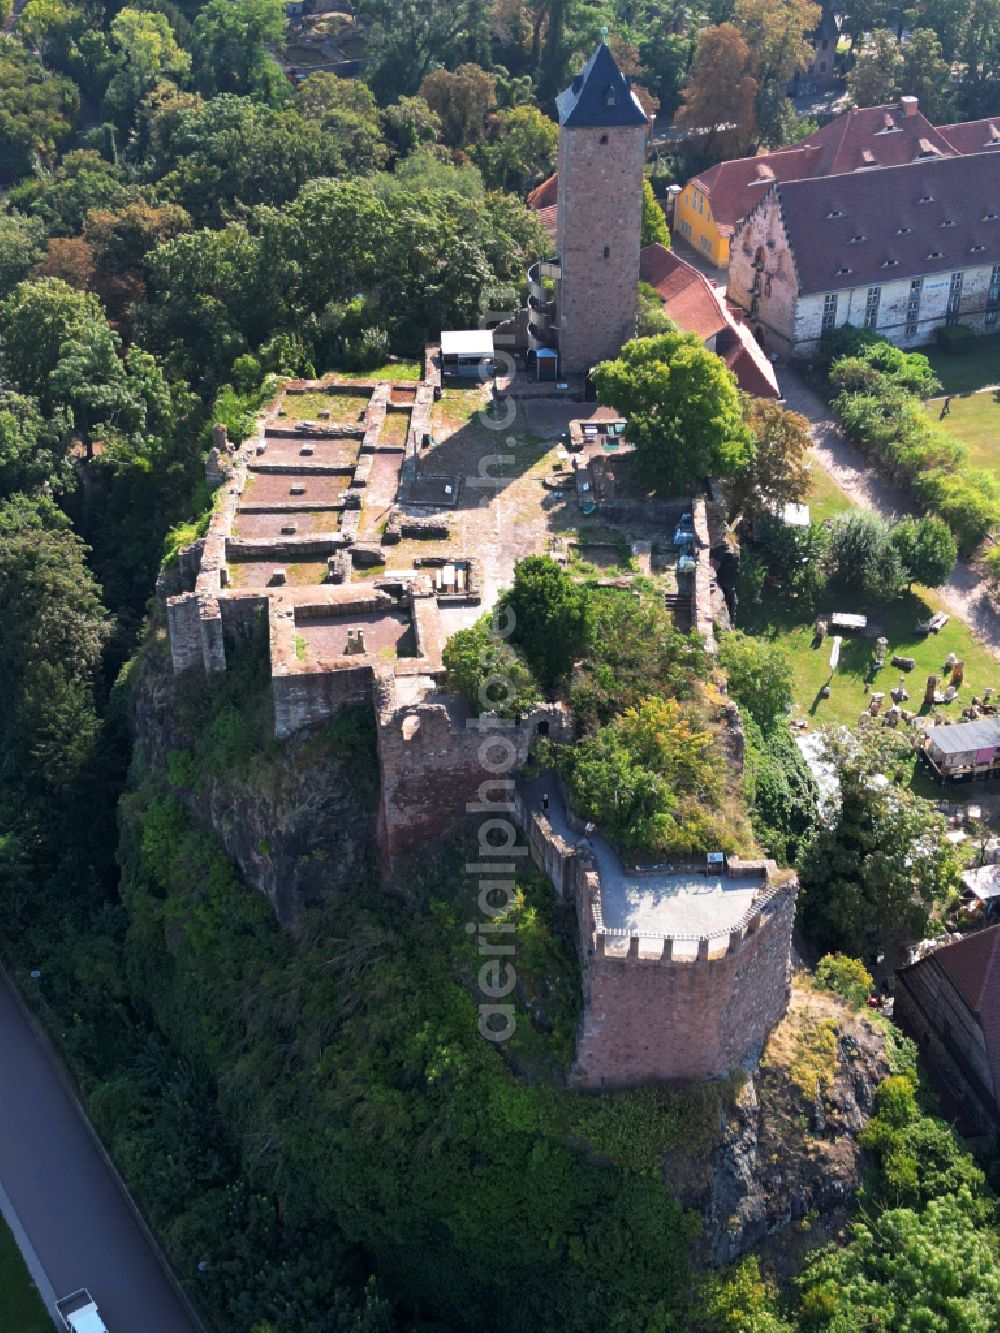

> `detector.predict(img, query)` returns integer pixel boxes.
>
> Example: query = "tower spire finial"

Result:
[600,25,609,42]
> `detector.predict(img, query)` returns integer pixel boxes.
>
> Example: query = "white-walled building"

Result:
[729,153,1000,360]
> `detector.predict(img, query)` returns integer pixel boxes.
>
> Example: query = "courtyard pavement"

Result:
[521,772,764,942]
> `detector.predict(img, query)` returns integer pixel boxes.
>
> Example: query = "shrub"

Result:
[827,510,905,600]
[935,323,976,354]
[814,953,873,1008]
[718,630,793,730]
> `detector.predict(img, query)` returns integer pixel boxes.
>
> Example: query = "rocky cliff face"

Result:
[131,631,378,922]
[664,983,895,1267]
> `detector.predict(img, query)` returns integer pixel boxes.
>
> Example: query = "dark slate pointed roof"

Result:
[555,39,648,130]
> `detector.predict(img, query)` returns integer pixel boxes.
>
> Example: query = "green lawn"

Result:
[924,333,1000,395]
[331,361,423,382]
[0,1216,50,1332]
[934,390,1000,470]
[740,582,1000,728]
[805,459,854,523]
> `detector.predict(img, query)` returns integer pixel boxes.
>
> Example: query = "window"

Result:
[988,310,999,326]
[605,86,617,106]
[820,61,827,72]
[603,245,610,259]
[985,212,999,221]
[947,270,964,324]
[822,292,838,332]
[897,226,912,234]
[849,233,867,243]
[989,263,1000,308]
[881,259,900,268]
[836,266,853,275]
[919,194,935,203]
[927,250,943,259]
[906,321,918,337]
[941,219,956,227]
[864,285,881,329]
[599,133,609,144]
[971,243,987,253]
[826,208,844,218]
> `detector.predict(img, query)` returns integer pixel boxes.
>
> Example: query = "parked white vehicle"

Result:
[56,1289,109,1333]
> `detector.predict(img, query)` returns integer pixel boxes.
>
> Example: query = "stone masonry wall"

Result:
[572,879,797,1087]
[556,121,646,372]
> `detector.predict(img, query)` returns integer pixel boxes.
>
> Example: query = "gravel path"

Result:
[779,366,1000,662]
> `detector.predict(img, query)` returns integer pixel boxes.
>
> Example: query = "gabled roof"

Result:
[759,152,1000,294]
[555,39,647,130]
[907,926,1000,1102]
[639,244,729,340]
[688,99,959,234]
[939,118,1000,154]
[927,718,1000,755]
[527,173,558,210]
[638,245,779,397]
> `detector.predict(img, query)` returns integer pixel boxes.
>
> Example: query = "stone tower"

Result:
[553,35,648,374]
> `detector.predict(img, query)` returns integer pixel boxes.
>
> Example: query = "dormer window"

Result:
[919,194,935,203]
[881,259,900,267]
[849,234,866,243]
[927,250,943,259]
[971,244,988,252]
[941,219,956,227]
[985,212,999,221]
[604,85,617,106]
[897,226,912,234]
[826,208,844,218]
[836,266,853,275]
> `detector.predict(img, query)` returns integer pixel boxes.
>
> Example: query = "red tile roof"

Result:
[759,152,1000,294]
[527,173,558,210]
[535,203,558,240]
[639,244,728,340]
[924,926,1000,1102]
[688,100,959,234]
[638,245,779,397]
[939,118,1000,154]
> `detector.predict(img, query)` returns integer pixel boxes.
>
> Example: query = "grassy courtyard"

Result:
[934,390,1000,470]
[924,333,1000,395]
[0,1217,49,1332]
[743,458,1000,728]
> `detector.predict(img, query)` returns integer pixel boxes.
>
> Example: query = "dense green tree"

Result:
[9,149,133,237]
[826,509,905,601]
[797,1194,1000,1329]
[419,63,497,150]
[17,0,85,66]
[906,0,972,61]
[0,211,45,297]
[504,555,591,686]
[592,333,750,494]
[0,35,79,178]
[381,95,441,158]
[729,399,811,522]
[847,28,903,107]
[0,392,73,497]
[899,28,956,121]
[354,0,490,99]
[734,0,819,140]
[889,515,957,589]
[103,8,190,132]
[718,629,793,729]
[482,104,558,192]
[640,178,670,247]
[191,0,287,101]
[295,73,387,172]
[702,1255,794,1332]
[0,278,108,411]
[443,612,542,717]
[798,730,960,954]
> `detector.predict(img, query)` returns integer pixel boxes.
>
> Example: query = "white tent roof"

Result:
[441,329,495,358]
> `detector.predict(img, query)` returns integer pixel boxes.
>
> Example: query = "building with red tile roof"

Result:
[639,244,779,397]
[895,925,1000,1134]
[729,151,1000,359]
[674,96,962,268]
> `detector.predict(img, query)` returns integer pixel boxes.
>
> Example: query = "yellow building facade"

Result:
[673,182,730,268]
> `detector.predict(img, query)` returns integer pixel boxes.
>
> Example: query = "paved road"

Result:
[0,973,200,1332]
[780,366,1000,662]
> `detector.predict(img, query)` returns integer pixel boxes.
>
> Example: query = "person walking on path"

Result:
[940,396,953,418]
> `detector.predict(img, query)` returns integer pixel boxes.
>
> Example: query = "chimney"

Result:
[901,95,919,117]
